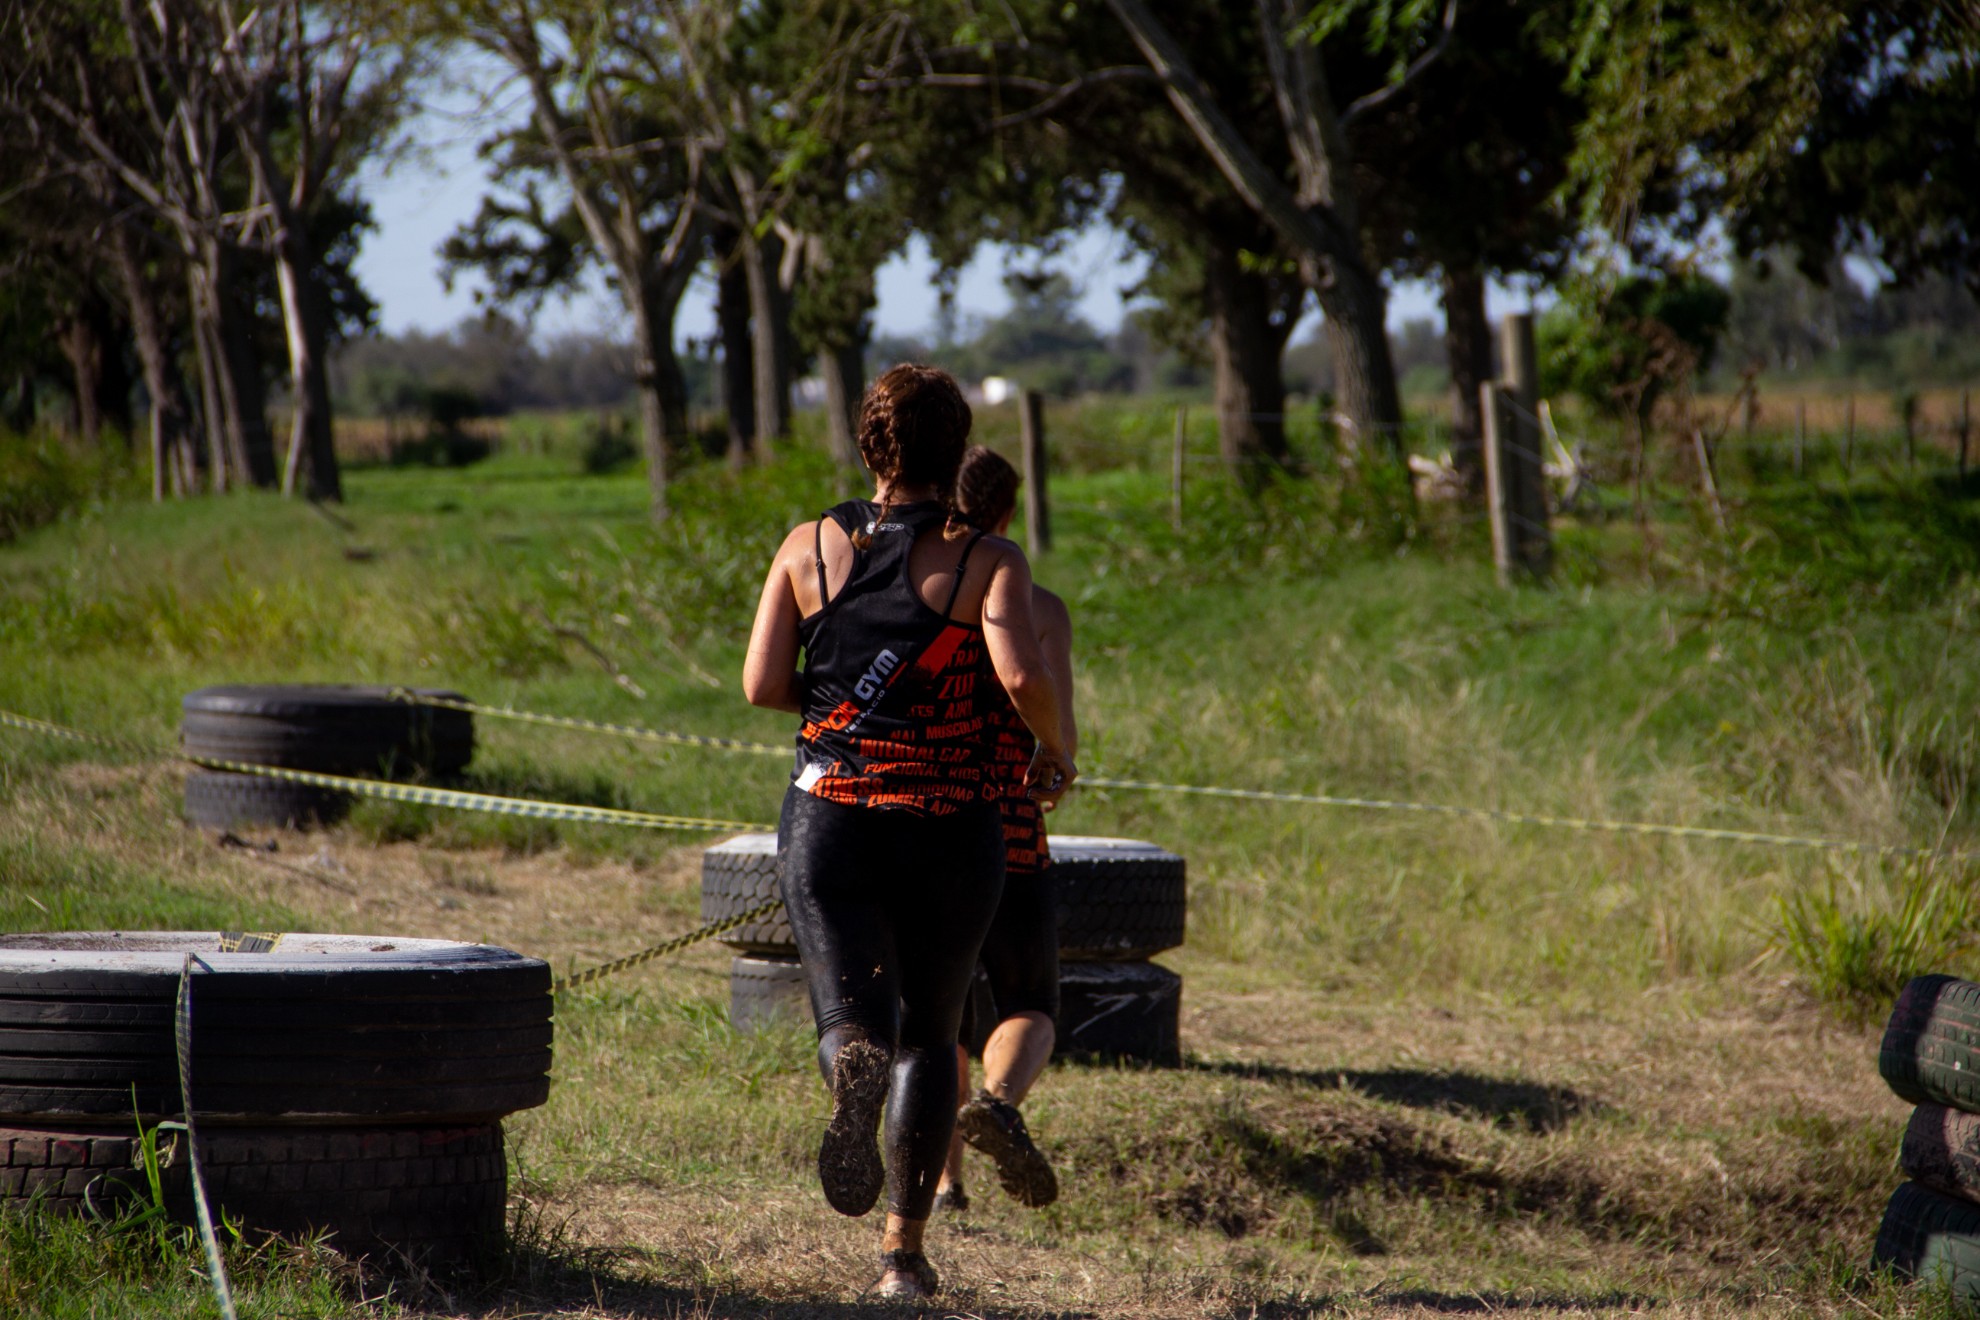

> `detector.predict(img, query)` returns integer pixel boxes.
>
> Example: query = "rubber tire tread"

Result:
[702,834,1187,961]
[0,961,551,1000]
[0,1078,548,1125]
[183,769,351,830]
[180,685,473,776]
[701,840,792,953]
[0,1021,553,1060]
[1051,842,1187,961]
[1903,1105,1980,1204]
[0,1122,505,1266]
[1056,960,1182,1065]
[1881,975,1980,1110]
[1875,1180,1980,1301]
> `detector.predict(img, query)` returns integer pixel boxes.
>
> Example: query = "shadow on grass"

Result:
[1176,1057,1602,1133]
[454,1242,1106,1318]
[1250,1289,1656,1316]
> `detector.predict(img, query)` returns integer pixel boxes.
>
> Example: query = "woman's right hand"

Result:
[1026,743,1077,811]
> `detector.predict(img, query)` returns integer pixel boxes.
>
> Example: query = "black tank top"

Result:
[793,500,1000,815]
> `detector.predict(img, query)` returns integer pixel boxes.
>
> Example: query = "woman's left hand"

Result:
[1026,743,1077,811]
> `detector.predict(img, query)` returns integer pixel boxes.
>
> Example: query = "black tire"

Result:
[728,955,809,1033]
[1874,1180,1980,1300]
[1904,1105,1980,1204]
[180,685,474,778]
[1057,960,1181,1065]
[0,934,551,1124]
[702,833,1187,962]
[1050,837,1187,962]
[727,955,995,1055]
[0,1121,506,1267]
[1881,975,1980,1111]
[183,769,352,830]
[702,837,793,954]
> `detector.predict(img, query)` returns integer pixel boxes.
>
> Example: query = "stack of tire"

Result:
[181,685,475,830]
[1872,974,1980,1299]
[704,834,1187,1064]
[0,933,551,1269]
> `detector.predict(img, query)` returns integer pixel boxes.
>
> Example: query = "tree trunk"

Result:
[624,269,694,521]
[716,230,757,464]
[55,304,106,449]
[1204,242,1292,477]
[196,243,277,489]
[741,229,792,442]
[110,226,192,502]
[1315,258,1405,458]
[272,230,342,502]
[1103,0,1404,447]
[819,338,866,471]
[1441,263,1491,498]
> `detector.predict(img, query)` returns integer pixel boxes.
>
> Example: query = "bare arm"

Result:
[1032,586,1077,760]
[741,524,810,715]
[982,548,1076,805]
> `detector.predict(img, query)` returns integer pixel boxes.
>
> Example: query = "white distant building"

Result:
[980,376,1017,406]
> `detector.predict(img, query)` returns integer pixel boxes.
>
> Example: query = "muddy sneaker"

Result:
[873,1249,939,1301]
[932,1181,969,1214]
[817,1039,890,1216]
[956,1091,1057,1207]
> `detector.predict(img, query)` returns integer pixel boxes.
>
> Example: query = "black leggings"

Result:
[978,868,1060,1024]
[777,787,1005,1219]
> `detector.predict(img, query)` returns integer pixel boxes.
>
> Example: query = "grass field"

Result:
[1,402,1978,1318]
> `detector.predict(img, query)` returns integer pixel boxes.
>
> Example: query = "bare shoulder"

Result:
[975,533,1029,573]
[1030,585,1071,634]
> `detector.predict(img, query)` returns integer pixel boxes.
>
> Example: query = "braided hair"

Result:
[852,364,972,548]
[953,445,1020,533]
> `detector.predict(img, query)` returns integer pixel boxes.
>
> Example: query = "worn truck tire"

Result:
[1056,960,1182,1065]
[703,833,1186,961]
[180,685,474,778]
[701,837,793,954]
[1904,1105,1980,1204]
[1874,1180,1980,1300]
[182,769,352,830]
[1881,975,1980,1112]
[0,1121,506,1266]
[1049,837,1187,961]
[0,934,551,1124]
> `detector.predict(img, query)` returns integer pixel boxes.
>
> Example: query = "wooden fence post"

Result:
[1020,388,1050,556]
[1794,400,1806,477]
[1481,381,1551,585]
[1171,406,1186,531]
[1843,395,1854,476]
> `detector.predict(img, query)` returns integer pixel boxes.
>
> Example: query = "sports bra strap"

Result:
[942,530,988,618]
[813,513,832,608]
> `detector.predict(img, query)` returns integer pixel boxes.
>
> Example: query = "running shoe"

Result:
[874,1249,940,1301]
[933,1181,969,1214]
[955,1091,1058,1207]
[817,1039,889,1216]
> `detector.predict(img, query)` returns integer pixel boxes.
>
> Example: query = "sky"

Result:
[350,70,1498,352]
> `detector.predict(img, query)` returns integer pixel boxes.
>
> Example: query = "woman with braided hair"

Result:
[743,363,1076,1301]
[935,445,1074,1215]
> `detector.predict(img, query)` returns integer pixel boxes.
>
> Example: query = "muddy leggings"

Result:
[777,787,1005,1220]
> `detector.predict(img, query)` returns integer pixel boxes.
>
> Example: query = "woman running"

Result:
[742,365,1076,1302]
[934,446,1074,1214]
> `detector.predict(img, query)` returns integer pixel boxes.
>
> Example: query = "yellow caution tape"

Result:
[185,756,773,834]
[388,689,788,757]
[1078,775,1968,861]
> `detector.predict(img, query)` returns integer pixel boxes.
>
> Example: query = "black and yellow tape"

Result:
[554,899,784,993]
[218,931,285,953]
[1076,775,1970,861]
[388,689,789,758]
[185,755,775,834]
